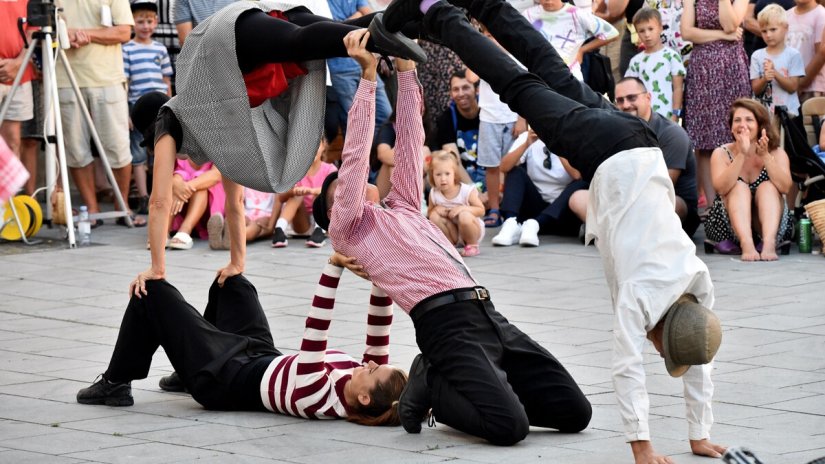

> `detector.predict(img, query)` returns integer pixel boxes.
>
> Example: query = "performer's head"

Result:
[131,91,170,155]
[312,172,380,231]
[345,360,408,426]
[646,294,722,377]
[428,150,462,194]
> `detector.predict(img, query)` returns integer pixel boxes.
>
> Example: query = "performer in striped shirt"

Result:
[77,257,407,427]
[313,30,592,446]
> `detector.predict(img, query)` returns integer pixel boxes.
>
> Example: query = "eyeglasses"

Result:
[543,146,552,170]
[615,92,646,105]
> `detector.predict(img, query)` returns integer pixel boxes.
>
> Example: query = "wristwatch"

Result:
[673,108,684,118]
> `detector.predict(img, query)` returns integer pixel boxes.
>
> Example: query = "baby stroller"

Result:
[775,104,825,217]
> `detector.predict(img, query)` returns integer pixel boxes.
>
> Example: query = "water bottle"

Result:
[78,206,91,246]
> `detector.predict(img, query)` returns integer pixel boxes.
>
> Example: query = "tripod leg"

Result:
[57,48,133,227]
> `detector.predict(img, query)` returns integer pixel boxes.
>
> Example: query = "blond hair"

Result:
[758,4,787,27]
[427,150,461,188]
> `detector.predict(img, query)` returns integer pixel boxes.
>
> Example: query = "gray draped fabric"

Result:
[165,1,326,193]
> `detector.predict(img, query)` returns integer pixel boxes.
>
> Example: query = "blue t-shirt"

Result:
[123,40,173,103]
[174,0,238,27]
[326,0,369,73]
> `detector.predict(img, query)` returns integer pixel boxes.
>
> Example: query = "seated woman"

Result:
[77,255,407,426]
[167,159,224,250]
[705,98,793,261]
[490,128,587,247]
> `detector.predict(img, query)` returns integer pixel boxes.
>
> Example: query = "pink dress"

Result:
[295,162,337,213]
[171,160,226,239]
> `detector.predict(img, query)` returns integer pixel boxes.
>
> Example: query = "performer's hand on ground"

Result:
[130,268,165,298]
[631,441,675,464]
[330,252,369,280]
[216,263,243,286]
[344,29,377,80]
[689,439,726,458]
[395,57,415,72]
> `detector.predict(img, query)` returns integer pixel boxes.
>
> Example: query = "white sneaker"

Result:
[519,219,540,247]
[492,217,521,246]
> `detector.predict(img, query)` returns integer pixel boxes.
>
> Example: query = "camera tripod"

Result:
[0,4,134,248]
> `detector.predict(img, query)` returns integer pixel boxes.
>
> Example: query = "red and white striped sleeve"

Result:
[362,285,393,365]
[289,263,343,416]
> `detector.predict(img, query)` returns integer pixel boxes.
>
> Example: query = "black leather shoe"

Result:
[399,354,432,433]
[159,372,187,392]
[77,375,134,406]
[383,0,424,33]
[368,13,427,64]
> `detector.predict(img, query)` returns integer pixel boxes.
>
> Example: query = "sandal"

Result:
[460,244,480,257]
[168,231,193,250]
[483,209,502,228]
[116,213,147,228]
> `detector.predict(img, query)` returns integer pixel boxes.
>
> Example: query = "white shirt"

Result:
[479,80,519,124]
[509,132,572,203]
[586,148,716,442]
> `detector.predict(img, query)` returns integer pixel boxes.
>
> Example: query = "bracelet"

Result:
[672,108,684,118]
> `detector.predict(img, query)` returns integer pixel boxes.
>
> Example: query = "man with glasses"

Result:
[568,77,700,237]
[379,0,725,461]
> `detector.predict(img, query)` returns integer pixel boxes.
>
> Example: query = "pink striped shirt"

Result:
[259,263,393,419]
[328,71,478,313]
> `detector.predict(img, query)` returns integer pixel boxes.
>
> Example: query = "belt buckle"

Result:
[474,287,489,300]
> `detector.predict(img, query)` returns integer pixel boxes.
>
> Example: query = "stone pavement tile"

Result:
[0,328,34,341]
[797,324,825,336]
[0,378,108,402]
[208,432,363,460]
[0,394,126,425]
[0,449,88,463]
[737,351,825,371]
[36,344,119,364]
[713,365,825,389]
[1,278,115,301]
[767,395,825,415]
[179,409,299,429]
[65,442,234,463]
[0,419,69,441]
[62,411,199,435]
[0,335,98,354]
[779,447,825,464]
[130,423,281,448]
[730,313,825,332]
[710,380,819,407]
[426,441,582,463]
[293,445,454,464]
[721,411,825,437]
[653,401,785,423]
[0,316,83,334]
[0,350,102,375]
[2,297,79,315]
[0,428,143,454]
[711,423,822,456]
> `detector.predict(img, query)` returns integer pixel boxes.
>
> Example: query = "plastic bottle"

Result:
[78,206,91,246]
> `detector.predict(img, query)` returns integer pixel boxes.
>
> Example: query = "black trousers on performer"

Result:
[104,276,280,410]
[422,0,659,182]
[412,291,592,446]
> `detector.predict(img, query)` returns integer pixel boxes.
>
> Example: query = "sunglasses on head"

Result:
[615,92,645,105]
[543,146,552,170]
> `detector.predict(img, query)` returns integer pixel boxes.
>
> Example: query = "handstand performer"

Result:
[78,255,406,426]
[128,0,425,296]
[314,30,592,446]
[378,0,724,462]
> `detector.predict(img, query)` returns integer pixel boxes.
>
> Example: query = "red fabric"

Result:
[0,0,35,84]
[243,11,307,108]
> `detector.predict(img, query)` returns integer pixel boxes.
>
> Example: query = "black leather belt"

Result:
[411,287,491,323]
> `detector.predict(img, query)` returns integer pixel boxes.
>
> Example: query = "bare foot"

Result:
[760,241,779,261]
[741,246,760,262]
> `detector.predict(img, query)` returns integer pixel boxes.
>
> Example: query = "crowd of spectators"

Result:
[1,0,822,261]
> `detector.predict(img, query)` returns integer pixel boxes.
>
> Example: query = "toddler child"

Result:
[751,4,805,117]
[271,138,337,248]
[123,1,172,213]
[427,151,486,257]
[625,8,686,121]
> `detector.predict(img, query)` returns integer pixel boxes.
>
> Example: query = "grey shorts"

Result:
[477,121,516,168]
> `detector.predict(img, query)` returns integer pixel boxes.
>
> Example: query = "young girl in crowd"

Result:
[427,151,486,257]
[272,139,337,248]
[168,159,225,250]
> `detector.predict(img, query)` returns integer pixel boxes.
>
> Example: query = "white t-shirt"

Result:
[479,80,519,123]
[750,46,806,116]
[510,132,573,203]
[786,5,825,92]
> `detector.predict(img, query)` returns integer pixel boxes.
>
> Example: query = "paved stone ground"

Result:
[1,221,824,464]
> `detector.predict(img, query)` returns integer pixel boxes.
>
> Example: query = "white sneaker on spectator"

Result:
[491,217,521,246]
[519,219,540,247]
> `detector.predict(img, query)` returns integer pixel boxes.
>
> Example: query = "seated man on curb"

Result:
[315,29,592,446]
[567,77,700,238]
[379,0,724,462]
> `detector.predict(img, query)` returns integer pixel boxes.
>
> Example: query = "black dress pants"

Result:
[412,295,592,446]
[422,0,658,182]
[104,276,281,410]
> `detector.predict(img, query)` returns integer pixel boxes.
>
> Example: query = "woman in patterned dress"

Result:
[682,0,751,209]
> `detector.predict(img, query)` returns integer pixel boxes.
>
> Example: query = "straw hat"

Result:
[662,294,722,377]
